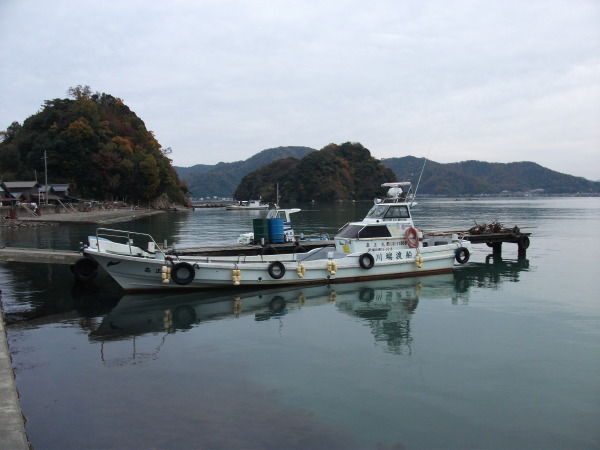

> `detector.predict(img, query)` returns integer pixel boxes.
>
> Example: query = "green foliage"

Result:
[0,85,187,203]
[176,146,315,198]
[234,142,396,202]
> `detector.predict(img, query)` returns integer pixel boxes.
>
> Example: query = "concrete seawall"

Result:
[0,302,29,449]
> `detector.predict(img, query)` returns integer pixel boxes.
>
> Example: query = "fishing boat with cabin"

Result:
[81,182,472,292]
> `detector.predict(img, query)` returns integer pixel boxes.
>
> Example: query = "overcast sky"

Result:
[1,0,599,180]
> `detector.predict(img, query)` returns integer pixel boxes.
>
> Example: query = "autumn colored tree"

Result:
[0,86,187,204]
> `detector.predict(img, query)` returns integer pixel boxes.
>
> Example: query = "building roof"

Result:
[39,184,70,193]
[3,181,39,189]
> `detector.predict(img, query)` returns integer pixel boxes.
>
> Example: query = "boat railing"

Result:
[94,228,165,256]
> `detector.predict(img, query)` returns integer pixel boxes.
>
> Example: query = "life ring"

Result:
[518,235,530,249]
[267,261,286,279]
[171,262,195,285]
[293,245,307,254]
[71,257,99,282]
[405,227,419,248]
[455,247,470,264]
[261,245,278,255]
[358,252,374,269]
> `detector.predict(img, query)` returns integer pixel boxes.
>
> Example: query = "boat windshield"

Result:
[384,205,410,219]
[335,224,392,239]
[366,204,410,219]
[366,205,388,218]
[359,225,391,238]
[336,225,363,239]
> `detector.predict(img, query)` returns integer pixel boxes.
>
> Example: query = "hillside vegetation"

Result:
[234,142,396,202]
[0,85,186,204]
[176,146,314,198]
[382,157,600,195]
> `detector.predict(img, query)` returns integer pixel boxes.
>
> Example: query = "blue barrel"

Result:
[253,218,269,243]
[268,218,285,243]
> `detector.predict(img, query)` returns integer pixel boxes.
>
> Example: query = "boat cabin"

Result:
[335,182,418,255]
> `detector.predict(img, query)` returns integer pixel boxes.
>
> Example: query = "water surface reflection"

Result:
[85,255,531,357]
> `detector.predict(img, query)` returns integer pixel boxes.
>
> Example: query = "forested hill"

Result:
[382,157,600,195]
[234,142,396,202]
[175,146,314,198]
[0,85,186,204]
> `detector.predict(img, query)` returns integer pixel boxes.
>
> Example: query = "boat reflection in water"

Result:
[88,256,530,359]
[453,254,531,296]
[89,274,456,341]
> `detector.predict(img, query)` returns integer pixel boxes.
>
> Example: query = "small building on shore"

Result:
[0,181,74,205]
[1,181,40,203]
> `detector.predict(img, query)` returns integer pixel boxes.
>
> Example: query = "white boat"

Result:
[226,199,269,210]
[82,182,473,292]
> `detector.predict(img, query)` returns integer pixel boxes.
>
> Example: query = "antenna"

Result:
[412,144,432,204]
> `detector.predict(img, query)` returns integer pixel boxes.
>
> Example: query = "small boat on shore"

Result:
[226,199,269,210]
[82,182,473,292]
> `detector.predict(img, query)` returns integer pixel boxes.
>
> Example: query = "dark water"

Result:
[1,198,599,449]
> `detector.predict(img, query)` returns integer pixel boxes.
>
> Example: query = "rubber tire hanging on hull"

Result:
[171,262,195,285]
[268,261,286,279]
[359,253,374,269]
[455,247,470,264]
[71,257,99,282]
[261,246,278,255]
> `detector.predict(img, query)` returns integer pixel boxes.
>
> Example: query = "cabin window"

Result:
[366,205,388,218]
[384,205,410,219]
[358,225,391,238]
[335,224,363,239]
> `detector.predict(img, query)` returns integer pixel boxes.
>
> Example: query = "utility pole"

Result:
[42,151,48,204]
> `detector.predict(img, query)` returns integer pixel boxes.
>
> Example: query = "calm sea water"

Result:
[1,198,599,449]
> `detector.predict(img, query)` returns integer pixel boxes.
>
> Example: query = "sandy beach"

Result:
[7,208,171,225]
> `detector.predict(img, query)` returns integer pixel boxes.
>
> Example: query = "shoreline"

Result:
[4,208,173,225]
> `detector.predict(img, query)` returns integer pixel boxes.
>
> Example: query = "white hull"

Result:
[84,242,468,292]
[81,183,473,293]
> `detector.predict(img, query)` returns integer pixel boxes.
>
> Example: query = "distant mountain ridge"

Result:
[234,142,395,202]
[175,146,599,198]
[381,157,600,195]
[174,146,315,197]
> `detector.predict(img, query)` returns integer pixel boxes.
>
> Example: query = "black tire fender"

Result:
[71,257,99,282]
[359,253,374,269]
[455,247,470,264]
[293,245,307,254]
[261,246,278,255]
[518,235,530,249]
[171,262,195,285]
[267,261,286,279]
